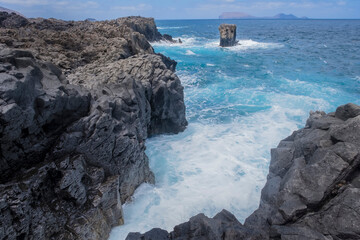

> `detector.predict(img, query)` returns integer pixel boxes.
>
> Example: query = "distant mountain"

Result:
[219,12,308,20]
[0,6,24,17]
[85,18,97,22]
[273,13,298,19]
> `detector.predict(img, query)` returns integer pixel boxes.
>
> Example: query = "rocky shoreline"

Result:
[127,103,360,240]
[1,10,359,240]
[0,12,186,239]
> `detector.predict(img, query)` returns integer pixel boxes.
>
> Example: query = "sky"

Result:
[0,0,359,20]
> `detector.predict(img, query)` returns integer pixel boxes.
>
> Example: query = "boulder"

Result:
[219,24,237,47]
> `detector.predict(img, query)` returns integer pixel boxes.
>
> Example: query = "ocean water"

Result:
[109,19,360,239]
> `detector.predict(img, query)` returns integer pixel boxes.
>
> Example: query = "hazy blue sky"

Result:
[1,0,359,20]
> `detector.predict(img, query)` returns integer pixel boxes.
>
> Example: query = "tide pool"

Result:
[109,19,360,239]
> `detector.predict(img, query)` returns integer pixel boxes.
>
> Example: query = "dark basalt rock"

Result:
[117,16,163,42]
[127,228,169,240]
[0,49,91,181]
[219,24,237,47]
[0,48,124,239]
[162,34,182,44]
[117,16,177,43]
[163,34,174,42]
[0,14,187,240]
[0,12,29,28]
[128,103,360,240]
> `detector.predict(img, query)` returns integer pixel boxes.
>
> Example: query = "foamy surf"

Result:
[152,38,283,51]
[185,50,197,56]
[108,69,331,239]
[109,105,303,240]
[151,37,198,47]
[204,39,283,51]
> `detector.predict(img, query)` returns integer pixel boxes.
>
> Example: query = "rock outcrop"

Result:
[116,17,163,42]
[219,24,237,47]
[0,11,29,28]
[127,103,360,240]
[0,13,187,240]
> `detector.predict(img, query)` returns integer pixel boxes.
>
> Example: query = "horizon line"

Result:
[154,18,360,21]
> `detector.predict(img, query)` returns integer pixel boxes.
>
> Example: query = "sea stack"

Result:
[219,24,237,47]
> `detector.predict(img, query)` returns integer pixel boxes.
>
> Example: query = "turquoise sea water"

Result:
[109,19,360,239]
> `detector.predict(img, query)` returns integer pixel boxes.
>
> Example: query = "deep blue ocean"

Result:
[109,19,360,239]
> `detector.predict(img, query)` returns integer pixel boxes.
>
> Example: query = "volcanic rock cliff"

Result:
[127,103,360,240]
[0,13,187,240]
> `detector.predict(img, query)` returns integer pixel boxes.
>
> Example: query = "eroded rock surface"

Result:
[128,103,360,240]
[0,13,187,240]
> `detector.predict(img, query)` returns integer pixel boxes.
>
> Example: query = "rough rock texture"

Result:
[0,11,29,28]
[0,13,187,240]
[219,24,237,47]
[0,17,154,74]
[128,103,360,240]
[116,17,163,42]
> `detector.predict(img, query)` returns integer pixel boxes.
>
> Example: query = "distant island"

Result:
[85,18,97,22]
[219,12,308,20]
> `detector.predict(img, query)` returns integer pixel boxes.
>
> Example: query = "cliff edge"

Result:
[0,13,187,240]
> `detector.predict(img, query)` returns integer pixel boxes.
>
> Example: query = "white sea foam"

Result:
[229,40,284,51]
[204,39,283,51]
[185,50,197,56]
[206,63,215,67]
[109,112,297,239]
[108,28,335,240]
[151,37,198,47]
[108,84,328,240]
[152,38,282,52]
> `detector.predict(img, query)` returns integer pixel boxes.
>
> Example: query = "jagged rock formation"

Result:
[127,103,360,240]
[0,13,187,240]
[116,17,163,42]
[219,24,237,47]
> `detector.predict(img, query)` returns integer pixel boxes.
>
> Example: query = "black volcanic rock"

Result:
[0,48,125,240]
[117,16,166,42]
[127,103,360,240]
[0,15,187,240]
[219,24,237,47]
[0,11,28,28]
[127,228,169,240]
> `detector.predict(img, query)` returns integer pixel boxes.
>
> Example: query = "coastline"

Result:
[0,10,360,240]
